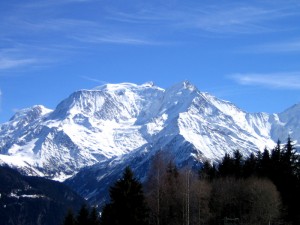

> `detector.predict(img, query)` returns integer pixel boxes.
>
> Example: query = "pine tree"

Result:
[233,150,243,178]
[282,136,297,174]
[199,161,214,180]
[218,153,234,177]
[101,167,149,225]
[259,147,271,177]
[77,204,90,225]
[269,140,283,184]
[243,153,257,178]
[62,209,76,225]
[271,139,281,163]
[88,207,100,225]
[281,136,299,224]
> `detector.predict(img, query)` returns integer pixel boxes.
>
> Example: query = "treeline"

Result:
[202,137,300,224]
[145,153,282,225]
[62,167,147,225]
[63,137,300,225]
[62,205,100,225]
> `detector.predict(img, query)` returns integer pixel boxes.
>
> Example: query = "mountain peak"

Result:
[94,82,136,91]
[168,80,197,92]
[182,80,196,90]
[94,82,159,92]
[9,105,52,122]
[142,81,155,87]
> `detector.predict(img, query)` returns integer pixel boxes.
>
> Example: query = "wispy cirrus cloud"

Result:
[240,39,300,53]
[1,0,300,72]
[21,0,95,9]
[73,33,158,45]
[0,89,2,112]
[107,1,300,35]
[173,6,282,34]
[0,45,61,72]
[6,1,298,46]
[0,57,37,70]
[230,72,300,89]
[0,10,159,72]
[80,76,107,84]
[0,3,159,46]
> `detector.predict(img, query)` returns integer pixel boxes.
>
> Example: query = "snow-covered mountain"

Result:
[0,81,299,182]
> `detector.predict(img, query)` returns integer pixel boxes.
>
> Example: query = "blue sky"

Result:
[1,0,300,123]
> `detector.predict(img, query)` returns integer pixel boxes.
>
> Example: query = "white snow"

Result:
[0,154,34,168]
[8,192,46,199]
[0,81,299,181]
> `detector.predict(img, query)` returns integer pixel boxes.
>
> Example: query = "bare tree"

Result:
[145,152,167,225]
[189,178,211,225]
[146,152,186,225]
[210,177,281,225]
[242,178,281,225]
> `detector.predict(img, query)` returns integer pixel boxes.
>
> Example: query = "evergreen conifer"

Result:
[101,167,149,225]
[77,204,89,225]
[62,209,76,225]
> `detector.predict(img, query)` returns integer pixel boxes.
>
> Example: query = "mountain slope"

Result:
[0,166,85,225]
[0,81,298,182]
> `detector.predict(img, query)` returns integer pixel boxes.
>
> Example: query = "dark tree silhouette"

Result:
[199,161,217,180]
[243,153,257,178]
[62,209,76,225]
[101,167,149,225]
[233,150,243,177]
[218,153,234,177]
[88,207,100,225]
[76,204,90,225]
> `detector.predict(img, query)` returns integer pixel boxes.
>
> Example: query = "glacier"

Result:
[0,81,299,182]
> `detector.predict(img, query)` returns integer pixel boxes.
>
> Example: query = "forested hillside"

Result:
[65,137,300,225]
[0,166,86,225]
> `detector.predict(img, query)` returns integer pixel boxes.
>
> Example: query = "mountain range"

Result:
[0,81,299,204]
